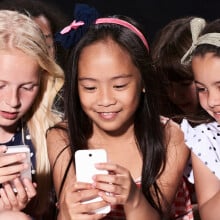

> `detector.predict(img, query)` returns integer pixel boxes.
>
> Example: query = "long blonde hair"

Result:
[0,10,64,215]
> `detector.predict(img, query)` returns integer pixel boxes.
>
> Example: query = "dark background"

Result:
[45,0,220,44]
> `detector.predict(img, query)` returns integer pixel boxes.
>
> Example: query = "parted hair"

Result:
[0,10,64,216]
[63,15,167,214]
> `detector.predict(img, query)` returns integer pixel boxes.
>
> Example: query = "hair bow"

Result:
[55,3,99,49]
[181,18,206,64]
[181,18,220,65]
[60,20,85,34]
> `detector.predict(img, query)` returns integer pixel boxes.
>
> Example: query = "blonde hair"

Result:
[0,10,64,215]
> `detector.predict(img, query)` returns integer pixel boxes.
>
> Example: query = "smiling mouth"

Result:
[101,112,114,115]
[98,112,118,119]
[214,111,220,115]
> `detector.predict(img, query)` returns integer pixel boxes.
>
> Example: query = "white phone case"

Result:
[75,149,111,214]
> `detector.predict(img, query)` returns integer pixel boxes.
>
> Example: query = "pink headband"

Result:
[60,17,149,52]
[95,18,149,51]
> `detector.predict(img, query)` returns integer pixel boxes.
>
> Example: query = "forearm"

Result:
[124,190,160,220]
[56,200,72,220]
[57,211,70,220]
[199,190,220,220]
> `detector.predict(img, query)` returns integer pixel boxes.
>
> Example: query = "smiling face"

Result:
[0,49,40,130]
[192,52,220,123]
[78,39,142,134]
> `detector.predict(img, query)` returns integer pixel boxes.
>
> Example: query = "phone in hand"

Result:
[75,149,111,214]
[4,145,32,181]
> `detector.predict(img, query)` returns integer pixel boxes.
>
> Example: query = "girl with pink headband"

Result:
[49,4,189,219]
[55,3,149,51]
[59,17,149,51]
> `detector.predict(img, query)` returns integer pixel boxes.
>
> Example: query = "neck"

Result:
[0,122,20,143]
[89,124,136,149]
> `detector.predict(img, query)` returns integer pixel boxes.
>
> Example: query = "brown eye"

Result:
[113,84,128,89]
[196,87,206,93]
[83,86,96,91]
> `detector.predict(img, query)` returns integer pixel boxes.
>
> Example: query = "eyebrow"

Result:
[195,80,220,85]
[0,80,39,85]
[78,74,133,81]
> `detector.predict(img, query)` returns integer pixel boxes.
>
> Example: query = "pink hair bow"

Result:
[60,20,85,34]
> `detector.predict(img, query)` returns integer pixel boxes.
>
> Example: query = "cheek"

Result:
[21,90,39,110]
[122,88,141,109]
[78,92,93,110]
[198,94,207,108]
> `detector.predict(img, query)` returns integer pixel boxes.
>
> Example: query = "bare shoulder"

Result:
[161,117,185,146]
[46,121,75,196]
[46,121,70,168]
[47,121,68,142]
[161,117,189,162]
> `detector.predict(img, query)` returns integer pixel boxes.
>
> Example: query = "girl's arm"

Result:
[123,184,161,220]
[46,126,76,220]
[46,126,74,196]
[94,120,189,219]
[192,152,220,220]
[157,120,190,213]
[46,126,107,220]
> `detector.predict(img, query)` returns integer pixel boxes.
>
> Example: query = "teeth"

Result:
[102,112,113,115]
[214,111,220,114]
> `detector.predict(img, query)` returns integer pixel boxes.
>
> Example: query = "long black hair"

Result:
[62,15,167,215]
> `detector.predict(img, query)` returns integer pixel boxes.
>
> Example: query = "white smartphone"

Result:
[75,149,111,214]
[4,145,32,181]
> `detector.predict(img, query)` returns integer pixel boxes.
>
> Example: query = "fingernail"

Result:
[1,146,7,153]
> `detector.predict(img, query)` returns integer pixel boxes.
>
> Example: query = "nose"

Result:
[207,89,220,108]
[4,88,21,108]
[97,87,116,107]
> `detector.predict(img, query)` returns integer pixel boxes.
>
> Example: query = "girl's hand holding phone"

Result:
[0,177,37,211]
[75,149,111,214]
[0,145,36,211]
[93,162,140,209]
[58,181,108,220]
[0,145,31,184]
[74,149,141,216]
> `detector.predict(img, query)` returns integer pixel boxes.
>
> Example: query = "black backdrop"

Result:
[46,0,220,43]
